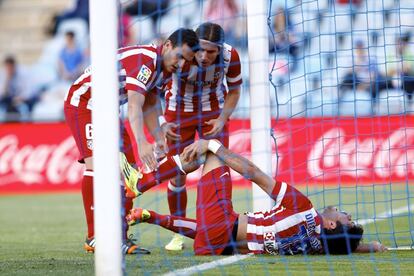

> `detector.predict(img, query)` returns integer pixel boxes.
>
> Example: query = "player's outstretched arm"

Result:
[182,139,276,195]
[127,90,157,171]
[142,92,168,157]
[355,241,387,253]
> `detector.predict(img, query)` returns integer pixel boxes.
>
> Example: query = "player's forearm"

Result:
[142,95,163,142]
[218,88,240,122]
[215,146,275,195]
[128,91,147,144]
[355,242,387,253]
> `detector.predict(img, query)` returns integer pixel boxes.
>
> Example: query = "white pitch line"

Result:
[165,204,414,275]
[388,246,414,251]
[356,204,414,226]
[163,254,252,276]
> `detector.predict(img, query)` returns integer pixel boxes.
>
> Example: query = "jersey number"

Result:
[85,124,93,140]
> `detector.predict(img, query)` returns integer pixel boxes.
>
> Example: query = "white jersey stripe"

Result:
[167,76,178,111]
[227,74,242,83]
[200,66,215,112]
[74,70,90,85]
[70,83,90,107]
[247,242,264,251]
[246,208,318,234]
[274,208,318,232]
[118,47,157,61]
[273,182,287,210]
[86,98,93,110]
[126,77,147,90]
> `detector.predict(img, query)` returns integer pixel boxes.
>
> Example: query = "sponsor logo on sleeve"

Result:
[137,65,152,84]
[263,232,278,255]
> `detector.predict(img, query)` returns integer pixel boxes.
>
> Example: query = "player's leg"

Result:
[82,157,95,252]
[63,107,96,252]
[121,153,193,196]
[165,121,196,251]
[193,153,239,255]
[165,124,197,250]
[127,208,197,239]
[166,124,196,218]
[120,127,151,254]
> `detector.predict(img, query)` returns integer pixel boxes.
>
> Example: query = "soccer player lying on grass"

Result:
[120,139,387,255]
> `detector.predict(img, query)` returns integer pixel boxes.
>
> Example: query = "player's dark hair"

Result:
[195,22,225,47]
[65,31,75,38]
[4,55,15,65]
[167,28,199,51]
[321,222,363,254]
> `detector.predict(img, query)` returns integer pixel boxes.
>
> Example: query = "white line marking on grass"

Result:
[163,254,252,276]
[356,204,414,226]
[388,246,414,251]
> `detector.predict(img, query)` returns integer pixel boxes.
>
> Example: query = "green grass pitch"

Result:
[1,184,414,275]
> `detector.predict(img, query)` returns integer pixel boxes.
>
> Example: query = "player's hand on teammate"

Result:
[138,140,158,171]
[182,139,209,161]
[155,139,168,160]
[204,118,225,137]
[161,122,181,141]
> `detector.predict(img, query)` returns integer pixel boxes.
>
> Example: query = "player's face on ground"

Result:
[163,41,195,73]
[196,40,220,67]
[322,206,353,226]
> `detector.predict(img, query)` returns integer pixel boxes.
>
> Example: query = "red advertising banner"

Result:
[0,123,84,193]
[1,116,413,194]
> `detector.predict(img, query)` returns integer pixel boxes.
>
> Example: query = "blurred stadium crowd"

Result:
[0,0,413,122]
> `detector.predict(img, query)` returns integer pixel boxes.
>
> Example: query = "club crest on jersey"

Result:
[263,232,278,255]
[137,65,152,84]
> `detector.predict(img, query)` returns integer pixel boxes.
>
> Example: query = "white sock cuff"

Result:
[168,181,186,192]
[84,170,94,177]
[172,155,186,174]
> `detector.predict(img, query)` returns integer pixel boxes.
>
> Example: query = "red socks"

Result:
[82,170,94,238]
[82,170,134,240]
[167,182,187,217]
[147,210,196,239]
[123,195,133,239]
[138,155,185,193]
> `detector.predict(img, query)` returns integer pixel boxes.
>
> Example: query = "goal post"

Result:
[246,0,275,211]
[89,0,122,275]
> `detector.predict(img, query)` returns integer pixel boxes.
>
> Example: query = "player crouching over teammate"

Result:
[120,140,387,255]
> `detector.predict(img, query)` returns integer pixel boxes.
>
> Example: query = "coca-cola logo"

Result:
[307,127,414,179]
[0,135,84,186]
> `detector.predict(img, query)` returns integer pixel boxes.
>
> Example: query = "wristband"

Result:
[207,139,222,154]
[158,115,167,126]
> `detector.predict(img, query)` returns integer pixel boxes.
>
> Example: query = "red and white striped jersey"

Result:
[246,181,323,255]
[64,44,170,111]
[165,43,242,114]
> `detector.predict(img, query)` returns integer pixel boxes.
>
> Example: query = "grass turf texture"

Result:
[1,184,413,275]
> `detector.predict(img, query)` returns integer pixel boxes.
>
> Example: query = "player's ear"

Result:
[327,220,337,230]
[164,40,173,49]
[323,218,337,230]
